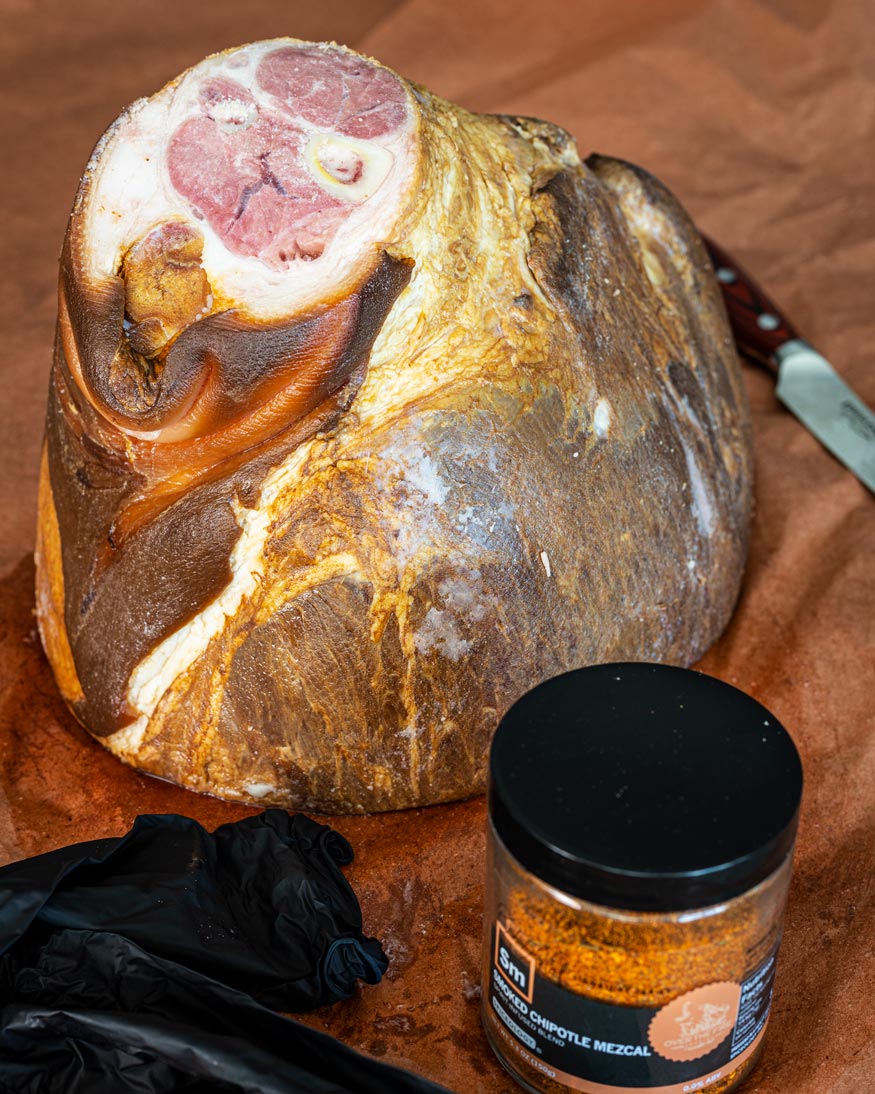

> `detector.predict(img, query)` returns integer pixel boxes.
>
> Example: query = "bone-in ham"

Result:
[36,40,753,812]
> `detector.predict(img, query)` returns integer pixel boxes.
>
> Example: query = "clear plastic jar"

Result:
[482,663,802,1094]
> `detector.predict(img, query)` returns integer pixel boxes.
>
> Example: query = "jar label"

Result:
[486,920,779,1092]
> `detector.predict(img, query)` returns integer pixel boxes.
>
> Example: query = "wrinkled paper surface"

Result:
[1,1,872,1091]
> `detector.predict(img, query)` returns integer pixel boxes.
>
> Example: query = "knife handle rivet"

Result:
[757,313,780,331]
[716,267,737,284]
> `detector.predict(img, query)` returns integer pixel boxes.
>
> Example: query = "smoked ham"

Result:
[36,39,753,812]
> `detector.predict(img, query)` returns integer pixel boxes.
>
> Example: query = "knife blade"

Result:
[702,236,875,495]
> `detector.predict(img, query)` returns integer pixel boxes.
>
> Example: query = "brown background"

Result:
[1,1,873,1091]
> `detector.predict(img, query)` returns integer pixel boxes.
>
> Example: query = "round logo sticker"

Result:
[648,981,742,1062]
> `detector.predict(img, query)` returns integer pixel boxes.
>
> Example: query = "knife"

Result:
[702,236,875,495]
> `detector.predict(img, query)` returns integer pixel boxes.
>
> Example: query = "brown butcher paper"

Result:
[0,1,872,1092]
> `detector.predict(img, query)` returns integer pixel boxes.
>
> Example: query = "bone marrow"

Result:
[36,39,753,812]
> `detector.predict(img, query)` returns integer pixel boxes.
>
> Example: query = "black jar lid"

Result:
[488,663,803,912]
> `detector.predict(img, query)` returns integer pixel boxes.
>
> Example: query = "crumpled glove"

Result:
[0,809,451,1093]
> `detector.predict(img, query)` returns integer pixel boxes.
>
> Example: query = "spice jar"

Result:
[482,663,803,1094]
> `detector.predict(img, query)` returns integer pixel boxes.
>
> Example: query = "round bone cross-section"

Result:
[167,46,409,269]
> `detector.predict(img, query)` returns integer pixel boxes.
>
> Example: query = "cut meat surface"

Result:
[168,114,340,265]
[77,41,417,322]
[166,45,409,269]
[256,46,408,137]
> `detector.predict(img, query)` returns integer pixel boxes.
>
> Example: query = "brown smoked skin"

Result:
[36,48,753,812]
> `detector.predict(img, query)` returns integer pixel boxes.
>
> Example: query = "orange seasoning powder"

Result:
[482,664,802,1094]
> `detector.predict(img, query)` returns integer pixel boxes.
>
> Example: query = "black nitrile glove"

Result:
[0,810,451,1094]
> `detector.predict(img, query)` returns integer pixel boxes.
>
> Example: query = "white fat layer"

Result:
[210,98,258,130]
[243,782,277,799]
[104,713,148,757]
[80,40,416,319]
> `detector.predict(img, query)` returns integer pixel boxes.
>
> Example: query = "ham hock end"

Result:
[35,40,753,813]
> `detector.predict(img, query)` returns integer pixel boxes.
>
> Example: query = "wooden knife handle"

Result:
[702,236,800,376]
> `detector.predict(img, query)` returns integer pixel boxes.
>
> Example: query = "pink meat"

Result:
[166,47,408,269]
[255,47,408,138]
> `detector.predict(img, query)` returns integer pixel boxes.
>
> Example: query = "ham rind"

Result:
[36,40,754,812]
